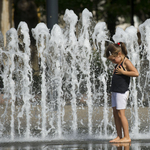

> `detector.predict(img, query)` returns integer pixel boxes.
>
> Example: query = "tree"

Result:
[58,0,93,17]
[134,0,150,22]
[34,0,150,38]
[34,0,132,37]
[96,0,131,37]
[1,0,150,44]
[0,0,13,45]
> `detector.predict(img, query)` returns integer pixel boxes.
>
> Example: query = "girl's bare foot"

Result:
[115,137,131,143]
[109,136,121,142]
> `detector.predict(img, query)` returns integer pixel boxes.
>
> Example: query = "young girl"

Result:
[105,42,139,143]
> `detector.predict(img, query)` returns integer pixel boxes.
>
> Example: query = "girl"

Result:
[105,42,139,143]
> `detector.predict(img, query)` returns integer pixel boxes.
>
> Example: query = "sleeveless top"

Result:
[110,57,130,93]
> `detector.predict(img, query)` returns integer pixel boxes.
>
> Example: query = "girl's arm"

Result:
[116,59,139,77]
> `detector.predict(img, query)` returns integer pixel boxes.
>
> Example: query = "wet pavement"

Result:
[0,139,150,150]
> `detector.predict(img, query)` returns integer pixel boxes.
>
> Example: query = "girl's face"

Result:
[108,55,122,64]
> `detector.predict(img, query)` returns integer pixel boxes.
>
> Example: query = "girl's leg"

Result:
[116,109,131,143]
[109,107,122,142]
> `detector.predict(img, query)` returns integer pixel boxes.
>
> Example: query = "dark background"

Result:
[13,0,150,37]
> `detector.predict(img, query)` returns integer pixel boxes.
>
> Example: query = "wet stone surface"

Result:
[0,140,150,150]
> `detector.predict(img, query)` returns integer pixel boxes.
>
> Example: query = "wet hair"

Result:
[105,42,127,58]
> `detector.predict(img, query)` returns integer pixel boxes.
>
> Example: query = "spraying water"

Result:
[0,9,149,141]
[5,28,17,139]
[63,9,78,136]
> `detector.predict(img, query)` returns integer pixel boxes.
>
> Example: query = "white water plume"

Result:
[0,8,149,141]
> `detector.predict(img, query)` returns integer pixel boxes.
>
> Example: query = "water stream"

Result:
[0,8,150,142]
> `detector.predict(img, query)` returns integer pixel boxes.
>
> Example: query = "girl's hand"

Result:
[115,65,124,75]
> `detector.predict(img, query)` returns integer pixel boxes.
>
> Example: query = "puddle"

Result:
[0,140,150,150]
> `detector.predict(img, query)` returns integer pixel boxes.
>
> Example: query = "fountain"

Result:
[0,8,150,143]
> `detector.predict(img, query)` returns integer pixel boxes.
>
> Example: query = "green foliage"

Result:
[58,0,93,15]
[34,0,46,7]
[33,0,150,36]
[134,0,150,22]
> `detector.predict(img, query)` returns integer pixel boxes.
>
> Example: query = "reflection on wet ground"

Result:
[0,140,150,150]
